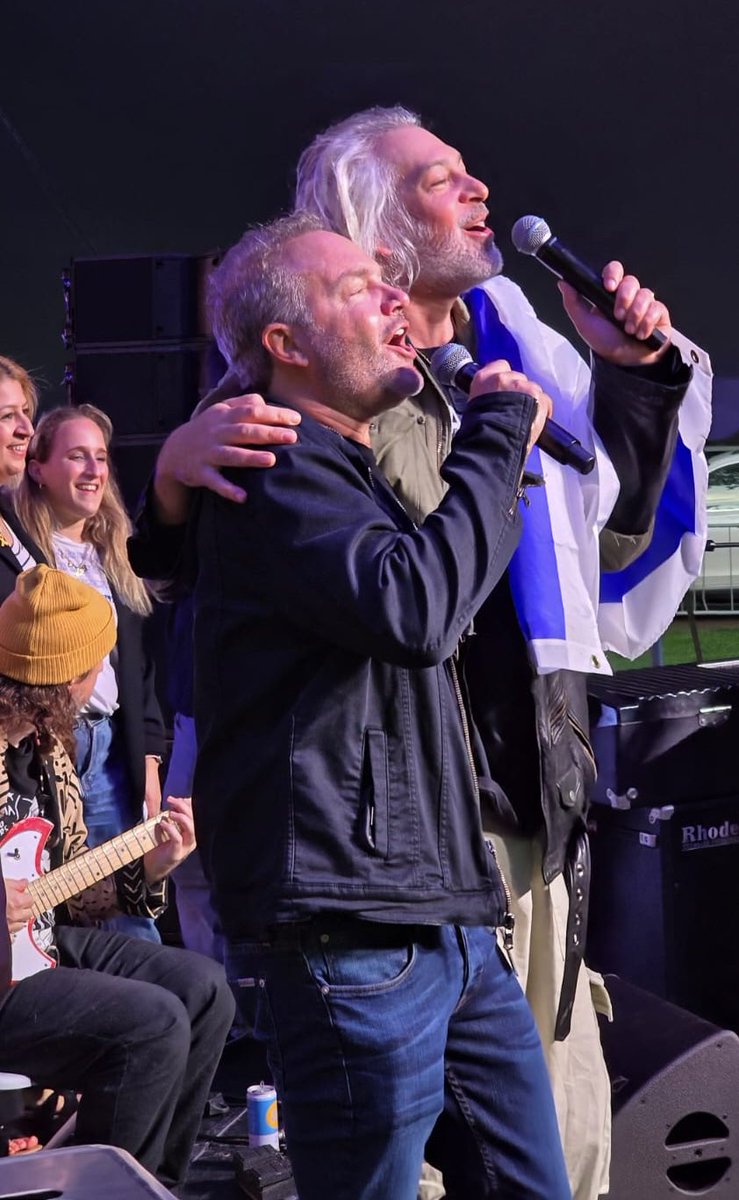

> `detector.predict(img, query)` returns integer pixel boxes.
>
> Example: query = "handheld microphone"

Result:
[430,343,596,476]
[511,215,667,353]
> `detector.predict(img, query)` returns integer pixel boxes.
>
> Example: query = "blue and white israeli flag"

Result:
[466,276,712,674]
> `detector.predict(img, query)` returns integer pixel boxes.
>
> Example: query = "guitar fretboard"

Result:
[27,814,164,918]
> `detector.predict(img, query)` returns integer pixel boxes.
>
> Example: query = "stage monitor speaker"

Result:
[0,1143,175,1197]
[602,975,739,1199]
[586,795,739,1031]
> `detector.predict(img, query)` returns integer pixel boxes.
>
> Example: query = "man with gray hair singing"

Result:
[136,210,575,1200]
[290,105,711,1199]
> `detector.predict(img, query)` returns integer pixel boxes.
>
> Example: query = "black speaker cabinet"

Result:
[70,343,216,438]
[587,796,739,1031]
[0,1144,176,1197]
[602,975,739,1198]
[69,254,217,346]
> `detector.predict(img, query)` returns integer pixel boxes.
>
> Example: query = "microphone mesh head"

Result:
[429,343,473,388]
[511,215,552,255]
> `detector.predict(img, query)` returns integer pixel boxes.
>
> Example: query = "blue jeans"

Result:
[227,921,571,1200]
[74,715,160,944]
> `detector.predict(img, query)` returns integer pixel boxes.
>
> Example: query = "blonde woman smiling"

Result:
[15,404,165,942]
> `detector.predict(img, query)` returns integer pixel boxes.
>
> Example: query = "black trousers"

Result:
[0,926,235,1188]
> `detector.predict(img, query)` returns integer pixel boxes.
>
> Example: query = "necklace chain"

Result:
[54,541,97,577]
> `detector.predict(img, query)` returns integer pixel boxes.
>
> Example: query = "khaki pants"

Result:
[419,831,611,1200]
[494,830,612,1200]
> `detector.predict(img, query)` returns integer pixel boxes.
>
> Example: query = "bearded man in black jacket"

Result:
[135,209,575,1200]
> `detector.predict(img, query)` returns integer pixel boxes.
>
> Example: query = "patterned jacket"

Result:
[0,734,166,926]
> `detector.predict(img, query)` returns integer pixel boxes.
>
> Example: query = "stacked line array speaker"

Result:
[602,975,739,1198]
[63,253,227,729]
[64,252,226,510]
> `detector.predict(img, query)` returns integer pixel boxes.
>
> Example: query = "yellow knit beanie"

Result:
[0,565,116,685]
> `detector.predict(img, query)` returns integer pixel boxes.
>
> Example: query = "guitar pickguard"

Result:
[0,817,57,981]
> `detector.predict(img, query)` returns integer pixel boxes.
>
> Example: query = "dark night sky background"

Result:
[2,0,738,435]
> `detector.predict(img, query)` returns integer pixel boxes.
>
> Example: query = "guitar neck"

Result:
[27,814,163,918]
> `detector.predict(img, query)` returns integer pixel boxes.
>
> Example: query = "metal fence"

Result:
[689,525,739,615]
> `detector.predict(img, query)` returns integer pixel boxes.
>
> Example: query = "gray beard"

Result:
[312,334,422,419]
[413,223,504,295]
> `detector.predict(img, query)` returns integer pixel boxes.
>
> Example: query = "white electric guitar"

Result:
[0,813,165,982]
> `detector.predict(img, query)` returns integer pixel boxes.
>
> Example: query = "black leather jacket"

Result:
[374,349,690,881]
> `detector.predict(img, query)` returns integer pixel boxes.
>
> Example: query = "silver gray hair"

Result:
[207,211,324,390]
[294,105,424,290]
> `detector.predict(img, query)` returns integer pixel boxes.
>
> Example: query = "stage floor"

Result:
[183,1032,281,1200]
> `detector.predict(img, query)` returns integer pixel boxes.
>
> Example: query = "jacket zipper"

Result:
[449,654,515,950]
[366,465,417,526]
[508,430,536,519]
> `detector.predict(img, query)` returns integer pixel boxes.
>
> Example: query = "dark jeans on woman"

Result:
[0,926,234,1190]
[74,714,160,944]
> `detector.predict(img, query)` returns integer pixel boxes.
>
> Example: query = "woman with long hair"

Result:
[0,357,41,597]
[14,403,166,942]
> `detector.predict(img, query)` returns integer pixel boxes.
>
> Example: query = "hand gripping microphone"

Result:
[511,215,667,353]
[430,342,596,475]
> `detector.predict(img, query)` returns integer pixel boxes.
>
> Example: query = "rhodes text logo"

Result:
[681,818,739,852]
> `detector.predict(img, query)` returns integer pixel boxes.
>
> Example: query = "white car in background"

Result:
[693,450,739,603]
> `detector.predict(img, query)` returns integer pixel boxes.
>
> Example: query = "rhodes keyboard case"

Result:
[587,795,739,1030]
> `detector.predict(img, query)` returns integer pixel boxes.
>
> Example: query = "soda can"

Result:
[247,1082,279,1148]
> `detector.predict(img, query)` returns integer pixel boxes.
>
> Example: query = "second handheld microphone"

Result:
[511,215,668,354]
[430,343,596,476]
